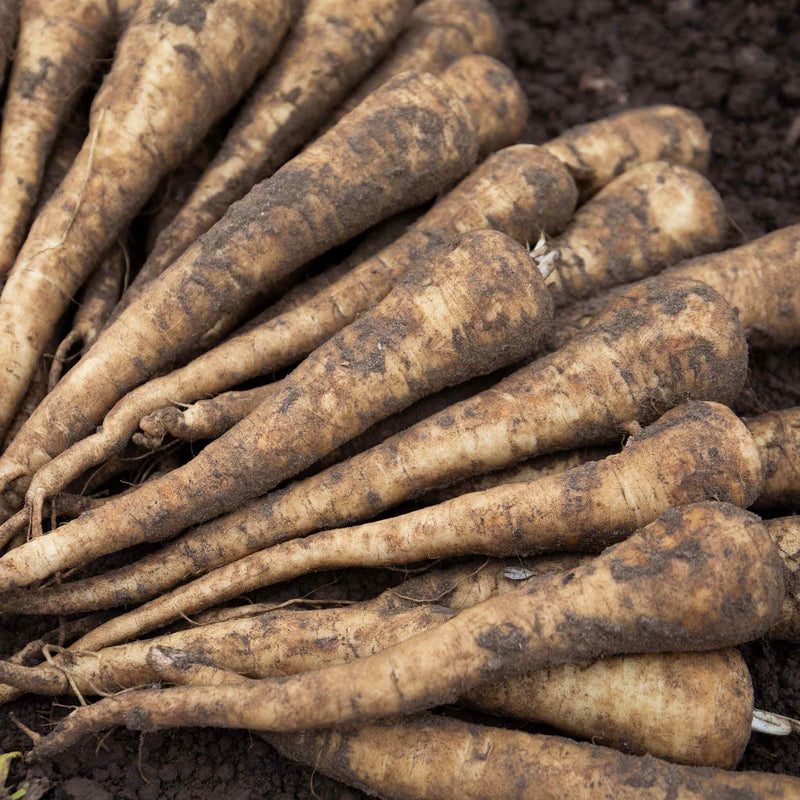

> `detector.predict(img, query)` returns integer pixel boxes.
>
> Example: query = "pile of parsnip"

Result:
[0,0,798,796]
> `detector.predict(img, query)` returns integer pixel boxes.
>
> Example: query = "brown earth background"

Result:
[1,0,799,797]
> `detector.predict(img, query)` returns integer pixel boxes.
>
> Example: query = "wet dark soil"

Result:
[1,0,799,797]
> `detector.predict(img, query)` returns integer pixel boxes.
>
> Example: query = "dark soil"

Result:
[2,0,799,797]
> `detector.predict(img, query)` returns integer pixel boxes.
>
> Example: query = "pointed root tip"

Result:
[9,712,41,745]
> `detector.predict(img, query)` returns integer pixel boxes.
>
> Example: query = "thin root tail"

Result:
[48,330,84,392]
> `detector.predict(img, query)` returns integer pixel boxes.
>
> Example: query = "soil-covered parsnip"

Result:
[24,139,570,504]
[327,0,506,128]
[49,401,765,643]
[541,161,727,306]
[267,714,800,800]
[0,0,129,281]
[119,0,416,311]
[48,245,126,390]
[27,502,785,757]
[148,639,755,770]
[0,0,296,441]
[0,551,772,769]
[10,629,781,795]
[0,230,554,590]
[8,276,748,616]
[0,66,480,509]
[546,224,800,352]
[543,104,711,199]
[766,516,800,642]
[747,407,800,511]
[0,556,754,768]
